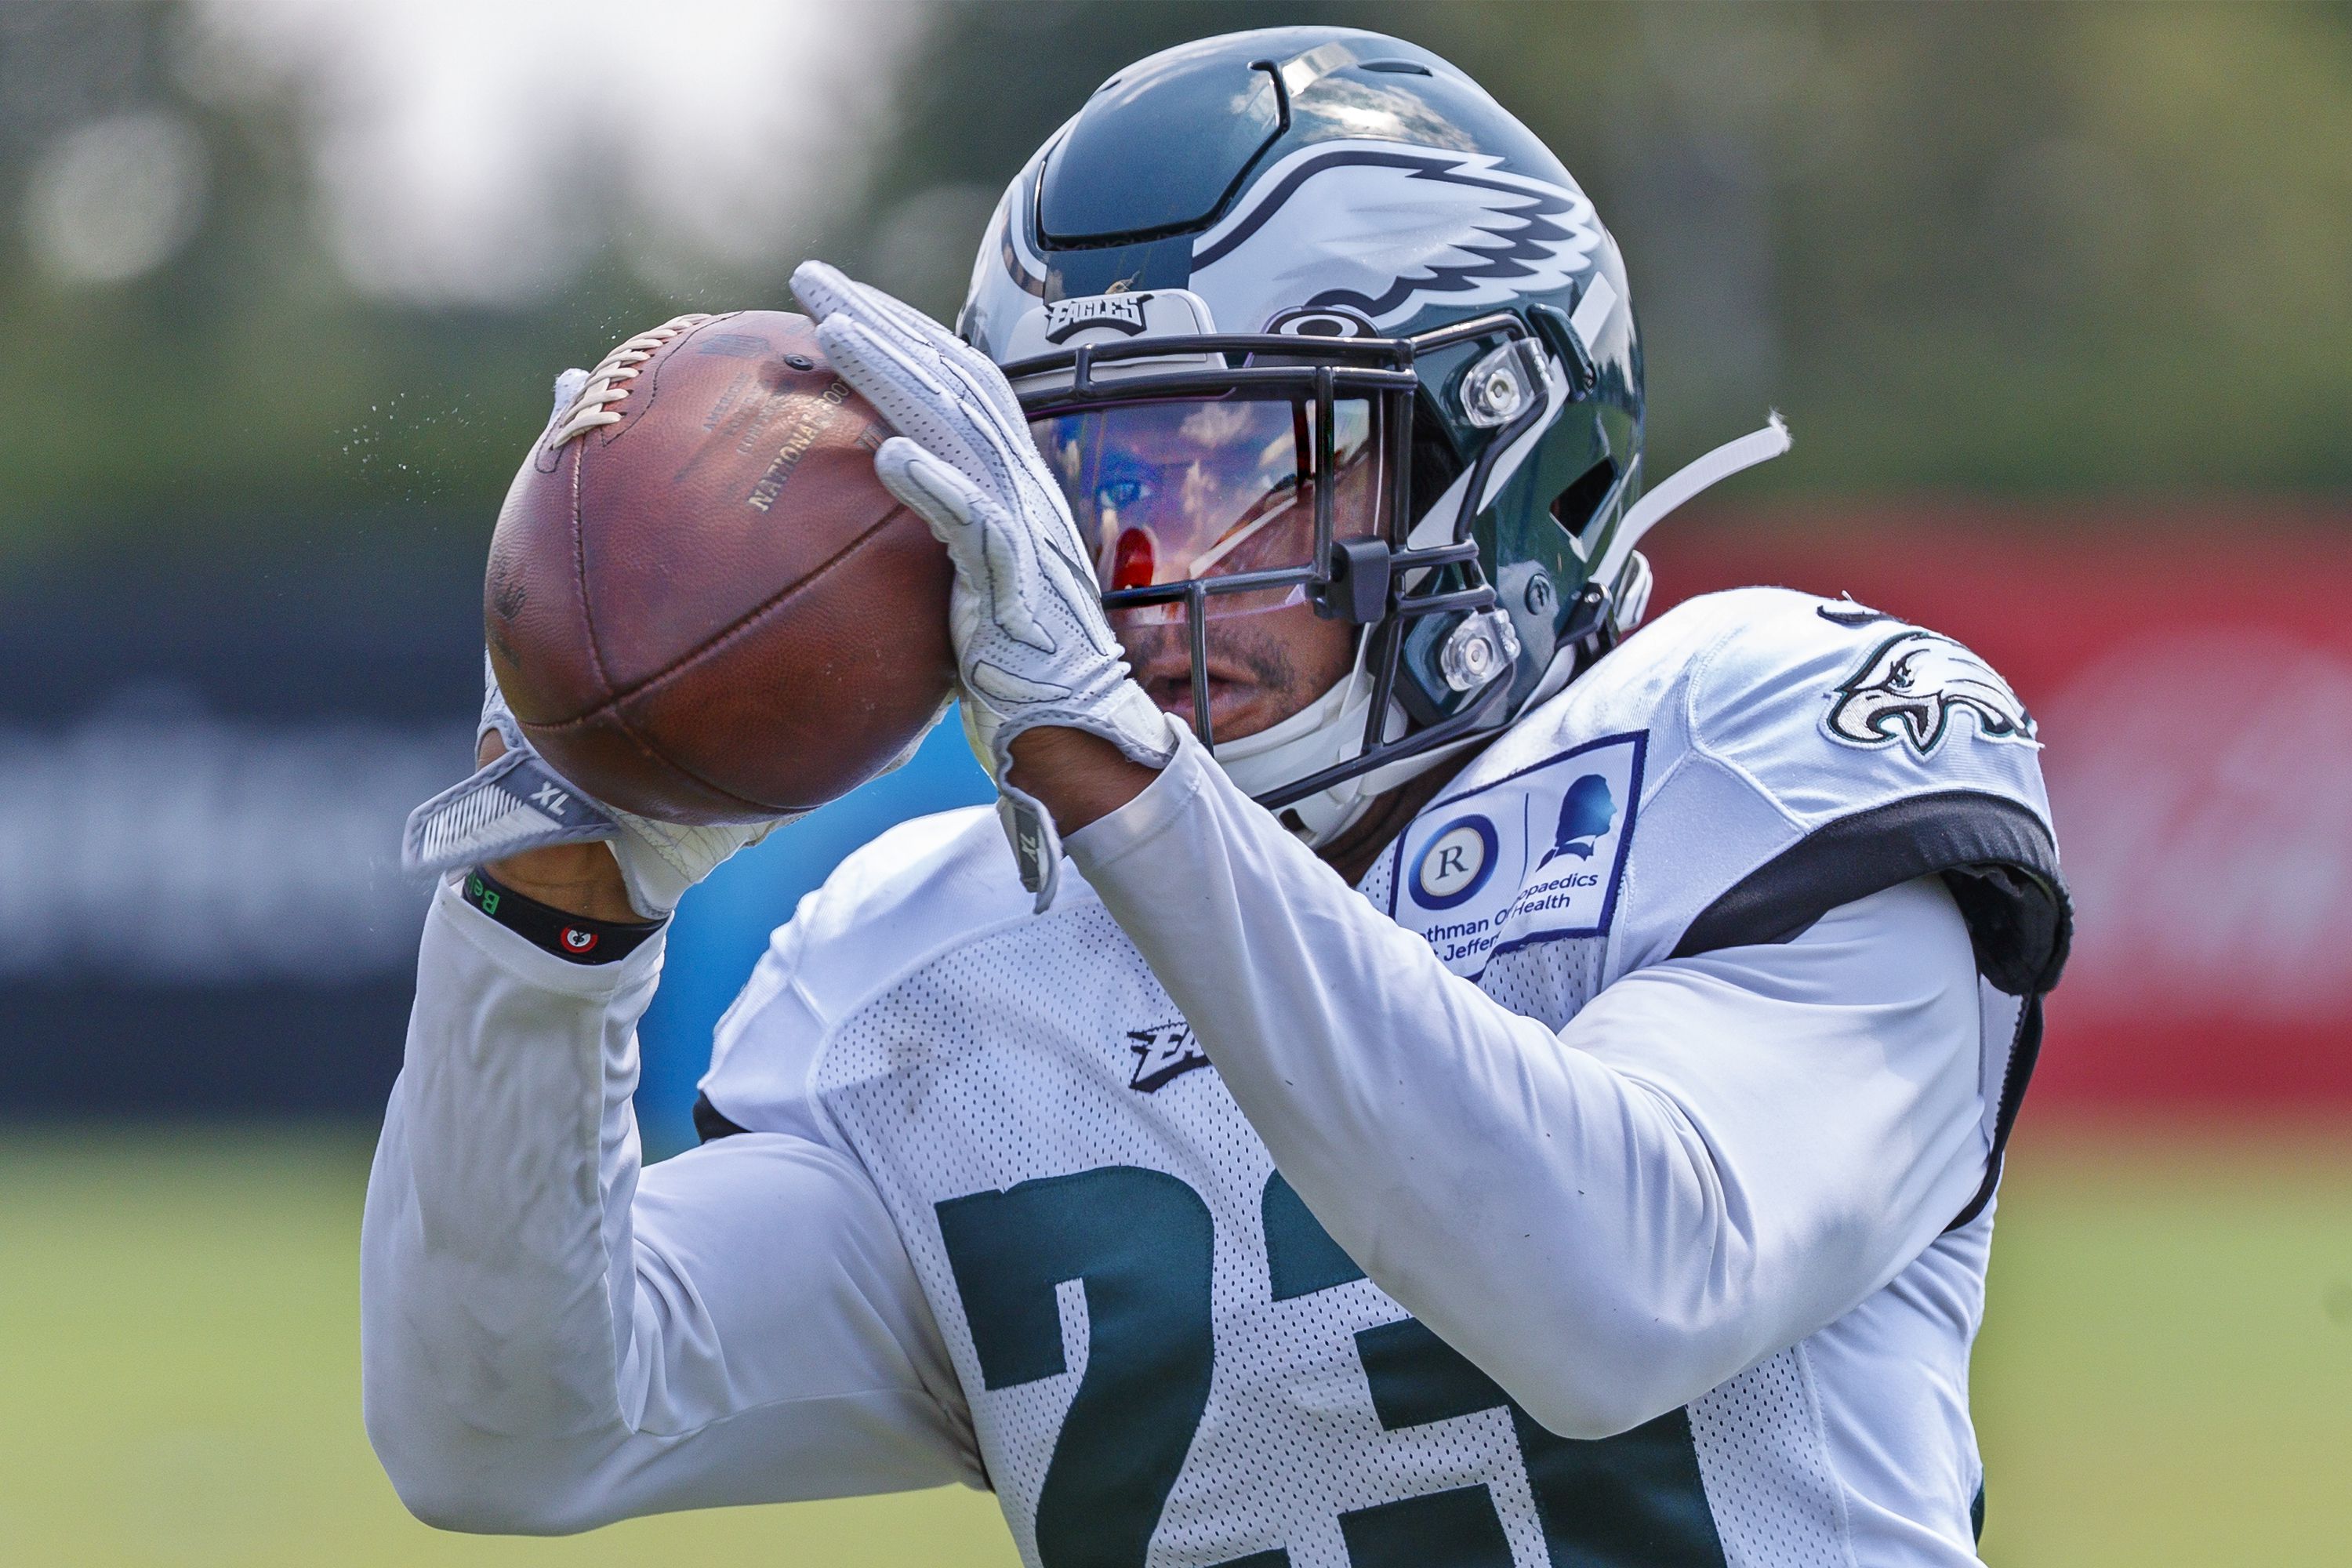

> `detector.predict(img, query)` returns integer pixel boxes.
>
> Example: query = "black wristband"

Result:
[460,868,663,964]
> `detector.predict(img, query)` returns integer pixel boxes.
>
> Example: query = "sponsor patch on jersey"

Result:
[1387,731,1646,978]
[1408,816,1499,909]
[1823,629,2038,757]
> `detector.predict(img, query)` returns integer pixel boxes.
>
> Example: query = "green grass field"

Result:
[0,1122,2344,1566]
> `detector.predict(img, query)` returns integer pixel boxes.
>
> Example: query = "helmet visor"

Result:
[1029,395,1387,625]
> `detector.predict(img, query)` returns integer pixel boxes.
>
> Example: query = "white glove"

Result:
[401,657,787,920]
[790,260,1177,910]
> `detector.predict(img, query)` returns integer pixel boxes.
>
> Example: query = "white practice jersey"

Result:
[364,588,2067,1567]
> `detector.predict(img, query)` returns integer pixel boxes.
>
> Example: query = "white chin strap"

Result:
[1588,412,1791,597]
[1211,636,1392,846]
[1210,412,1794,848]
[1211,632,1506,848]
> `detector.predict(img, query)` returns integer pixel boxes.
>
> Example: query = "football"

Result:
[483,309,956,824]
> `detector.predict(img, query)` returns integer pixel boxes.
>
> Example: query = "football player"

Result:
[368,28,2068,1568]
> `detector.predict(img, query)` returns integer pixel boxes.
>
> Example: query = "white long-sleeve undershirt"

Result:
[360,880,978,1534]
[1064,732,1990,1441]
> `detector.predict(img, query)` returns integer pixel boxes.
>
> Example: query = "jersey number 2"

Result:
[936,1165,1725,1568]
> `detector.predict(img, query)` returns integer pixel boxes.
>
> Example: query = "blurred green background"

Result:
[2,2,2348,1563]
[9,0,2352,554]
[3,1127,2345,1566]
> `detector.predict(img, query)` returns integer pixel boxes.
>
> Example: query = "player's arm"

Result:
[369,658,975,1533]
[1060,732,1987,1443]
[361,869,977,1534]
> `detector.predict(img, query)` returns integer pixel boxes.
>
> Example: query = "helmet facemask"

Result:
[1009,313,1552,838]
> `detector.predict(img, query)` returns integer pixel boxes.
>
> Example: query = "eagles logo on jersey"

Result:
[1825,630,2038,756]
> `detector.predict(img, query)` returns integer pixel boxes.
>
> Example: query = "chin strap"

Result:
[1589,413,1791,604]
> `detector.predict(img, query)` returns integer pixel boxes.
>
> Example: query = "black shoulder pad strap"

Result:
[1669,789,2072,1235]
[1947,992,2045,1232]
[1671,789,2071,997]
[692,1091,751,1143]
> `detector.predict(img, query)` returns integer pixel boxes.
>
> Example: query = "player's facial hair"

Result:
[1118,611,1352,742]
[1117,619,1298,691]
[1209,629,1302,698]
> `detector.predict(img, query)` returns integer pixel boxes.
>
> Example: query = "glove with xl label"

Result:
[402,656,786,921]
[789,260,1178,911]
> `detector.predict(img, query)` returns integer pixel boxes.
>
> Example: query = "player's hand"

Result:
[789,260,1176,910]
[402,654,788,922]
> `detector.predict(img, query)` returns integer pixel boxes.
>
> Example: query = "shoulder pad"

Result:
[1432,588,2066,995]
[1647,589,2063,992]
[1676,587,2044,815]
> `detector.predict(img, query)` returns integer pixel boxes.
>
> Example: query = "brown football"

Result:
[483,309,955,824]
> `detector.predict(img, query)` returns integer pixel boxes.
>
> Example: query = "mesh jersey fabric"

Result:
[700,587,2060,1566]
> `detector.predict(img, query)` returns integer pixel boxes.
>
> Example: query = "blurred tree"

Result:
[0,0,886,554]
[1,0,2347,561]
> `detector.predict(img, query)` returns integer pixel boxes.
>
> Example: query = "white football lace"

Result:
[547,313,716,445]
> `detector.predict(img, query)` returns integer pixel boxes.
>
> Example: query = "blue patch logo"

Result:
[1410,815,1498,910]
[1387,731,1647,978]
[1537,774,1615,866]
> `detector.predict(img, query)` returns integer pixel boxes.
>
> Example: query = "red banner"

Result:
[1646,505,2352,1110]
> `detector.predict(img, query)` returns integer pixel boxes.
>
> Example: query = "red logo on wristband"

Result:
[561,927,600,954]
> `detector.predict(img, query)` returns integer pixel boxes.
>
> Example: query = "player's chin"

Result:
[1142,676,1288,742]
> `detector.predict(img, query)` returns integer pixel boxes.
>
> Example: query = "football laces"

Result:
[548,314,716,446]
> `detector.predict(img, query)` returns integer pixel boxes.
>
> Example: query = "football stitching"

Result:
[548,314,713,445]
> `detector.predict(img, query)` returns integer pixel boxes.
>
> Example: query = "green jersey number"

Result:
[937,1167,1725,1568]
